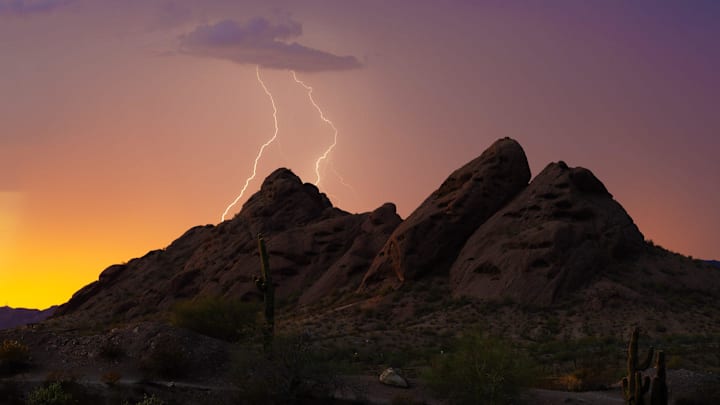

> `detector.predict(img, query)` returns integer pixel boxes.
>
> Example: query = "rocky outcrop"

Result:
[450,162,646,306]
[236,168,339,234]
[54,168,401,323]
[361,138,531,289]
[300,203,402,305]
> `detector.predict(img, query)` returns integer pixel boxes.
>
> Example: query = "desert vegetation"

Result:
[171,296,260,342]
[422,329,535,405]
[232,333,348,404]
[26,382,73,405]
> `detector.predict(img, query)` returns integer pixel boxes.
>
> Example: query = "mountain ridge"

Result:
[52,138,720,325]
[0,306,56,330]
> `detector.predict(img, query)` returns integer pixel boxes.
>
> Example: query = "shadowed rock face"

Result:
[54,168,401,323]
[360,137,531,289]
[450,162,645,306]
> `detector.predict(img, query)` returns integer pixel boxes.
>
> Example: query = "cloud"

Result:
[179,17,363,72]
[0,0,74,16]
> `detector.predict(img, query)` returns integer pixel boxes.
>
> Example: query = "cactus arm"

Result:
[639,346,655,370]
[650,351,668,405]
[624,329,639,401]
[257,234,274,355]
[622,377,629,396]
[632,372,650,404]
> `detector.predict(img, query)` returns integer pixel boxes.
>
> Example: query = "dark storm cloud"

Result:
[179,17,363,72]
[0,0,74,16]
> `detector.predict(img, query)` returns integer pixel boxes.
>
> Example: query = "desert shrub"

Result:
[0,339,30,375]
[171,296,260,342]
[423,330,535,405]
[233,334,346,404]
[26,382,73,405]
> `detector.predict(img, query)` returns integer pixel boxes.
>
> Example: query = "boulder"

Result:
[379,367,409,388]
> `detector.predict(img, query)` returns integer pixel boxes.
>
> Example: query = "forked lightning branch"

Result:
[221,66,349,222]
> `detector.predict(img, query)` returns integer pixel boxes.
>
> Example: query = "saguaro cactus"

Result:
[622,327,654,405]
[650,351,668,405]
[255,234,275,354]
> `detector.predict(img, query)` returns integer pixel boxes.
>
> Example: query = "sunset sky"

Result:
[2,1,719,309]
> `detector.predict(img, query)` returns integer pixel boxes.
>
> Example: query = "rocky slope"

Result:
[0,306,56,330]
[450,161,646,305]
[54,168,401,323]
[361,137,530,288]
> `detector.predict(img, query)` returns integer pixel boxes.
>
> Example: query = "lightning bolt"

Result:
[221,65,279,222]
[291,70,338,187]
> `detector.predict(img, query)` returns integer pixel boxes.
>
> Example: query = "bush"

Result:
[423,330,535,405]
[171,296,260,342]
[233,334,344,403]
[0,339,30,375]
[26,382,73,405]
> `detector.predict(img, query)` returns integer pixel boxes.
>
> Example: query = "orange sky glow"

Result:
[1,1,719,309]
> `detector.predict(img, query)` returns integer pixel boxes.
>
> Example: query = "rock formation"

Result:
[52,138,720,323]
[55,168,401,323]
[361,138,531,289]
[450,162,646,305]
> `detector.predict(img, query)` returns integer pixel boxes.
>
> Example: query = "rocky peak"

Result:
[450,161,645,305]
[235,168,337,234]
[361,137,531,288]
